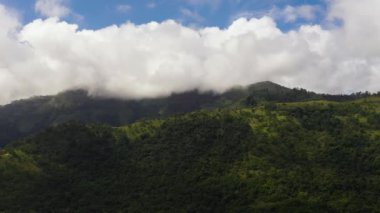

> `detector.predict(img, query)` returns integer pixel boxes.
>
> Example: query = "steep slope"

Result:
[1,98,380,212]
[0,81,320,147]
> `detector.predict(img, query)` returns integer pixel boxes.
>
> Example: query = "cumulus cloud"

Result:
[0,0,379,104]
[35,0,70,18]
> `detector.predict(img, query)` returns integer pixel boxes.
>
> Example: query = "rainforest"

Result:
[1,82,380,212]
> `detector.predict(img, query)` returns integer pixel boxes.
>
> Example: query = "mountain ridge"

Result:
[0,81,375,147]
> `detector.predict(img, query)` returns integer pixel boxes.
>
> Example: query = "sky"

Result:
[0,0,326,29]
[0,0,379,104]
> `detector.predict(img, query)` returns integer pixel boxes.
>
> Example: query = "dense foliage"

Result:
[1,81,378,147]
[1,97,380,212]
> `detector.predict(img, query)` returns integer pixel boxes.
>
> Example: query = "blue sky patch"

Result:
[0,0,327,30]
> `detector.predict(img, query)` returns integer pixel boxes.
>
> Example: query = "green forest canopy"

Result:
[1,97,380,212]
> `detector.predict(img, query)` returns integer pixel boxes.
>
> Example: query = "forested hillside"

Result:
[0,81,323,147]
[1,97,380,212]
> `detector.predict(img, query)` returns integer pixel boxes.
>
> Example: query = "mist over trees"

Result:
[1,83,380,212]
[1,81,379,147]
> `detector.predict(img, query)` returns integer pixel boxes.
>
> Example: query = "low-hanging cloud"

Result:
[0,0,379,105]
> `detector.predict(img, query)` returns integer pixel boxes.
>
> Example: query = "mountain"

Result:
[0,81,322,147]
[1,97,380,212]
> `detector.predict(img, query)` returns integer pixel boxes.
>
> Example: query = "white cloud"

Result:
[116,4,132,13]
[0,0,380,104]
[271,5,321,23]
[35,0,70,18]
